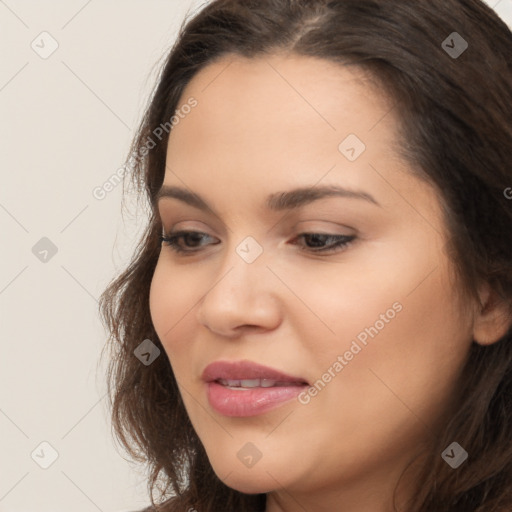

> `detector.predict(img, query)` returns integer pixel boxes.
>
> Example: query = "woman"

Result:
[99,0,512,510]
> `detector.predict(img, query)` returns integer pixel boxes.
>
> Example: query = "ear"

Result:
[472,281,512,346]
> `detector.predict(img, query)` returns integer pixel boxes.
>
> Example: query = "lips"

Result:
[201,359,309,386]
[202,360,310,417]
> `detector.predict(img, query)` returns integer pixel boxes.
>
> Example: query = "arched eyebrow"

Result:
[155,184,381,213]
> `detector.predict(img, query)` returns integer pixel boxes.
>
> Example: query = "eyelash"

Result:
[159,230,356,255]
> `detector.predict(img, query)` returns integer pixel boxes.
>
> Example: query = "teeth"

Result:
[217,378,279,388]
[241,379,263,388]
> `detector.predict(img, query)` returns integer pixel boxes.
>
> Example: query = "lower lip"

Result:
[206,381,307,417]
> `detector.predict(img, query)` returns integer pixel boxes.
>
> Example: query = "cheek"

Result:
[148,263,199,402]
[309,262,471,433]
[292,238,472,423]
[149,260,172,336]
[149,259,199,354]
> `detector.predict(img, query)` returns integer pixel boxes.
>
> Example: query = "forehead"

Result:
[166,53,402,168]
[161,53,440,224]
[179,54,393,129]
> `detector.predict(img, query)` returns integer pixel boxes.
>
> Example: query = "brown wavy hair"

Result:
[98,0,512,510]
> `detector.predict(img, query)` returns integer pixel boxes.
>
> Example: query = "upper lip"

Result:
[202,360,309,385]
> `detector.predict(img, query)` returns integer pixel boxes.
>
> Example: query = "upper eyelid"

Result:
[160,213,360,244]
[156,193,380,235]
[163,227,354,237]
[160,216,357,231]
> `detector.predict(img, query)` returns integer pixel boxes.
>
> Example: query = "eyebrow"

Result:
[155,184,381,212]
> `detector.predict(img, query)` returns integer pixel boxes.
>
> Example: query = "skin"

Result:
[148,53,509,512]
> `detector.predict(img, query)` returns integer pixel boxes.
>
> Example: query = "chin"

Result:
[217,469,279,495]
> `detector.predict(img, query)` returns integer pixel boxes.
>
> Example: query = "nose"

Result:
[196,243,283,338]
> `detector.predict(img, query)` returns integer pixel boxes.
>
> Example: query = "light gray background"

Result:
[1,1,511,511]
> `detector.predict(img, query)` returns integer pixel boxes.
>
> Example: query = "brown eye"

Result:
[290,233,356,253]
[160,231,219,254]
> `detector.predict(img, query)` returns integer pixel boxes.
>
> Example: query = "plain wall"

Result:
[1,0,511,511]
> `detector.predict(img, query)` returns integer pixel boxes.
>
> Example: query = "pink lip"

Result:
[201,359,308,384]
[202,360,309,417]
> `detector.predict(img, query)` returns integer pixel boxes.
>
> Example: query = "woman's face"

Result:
[149,54,478,509]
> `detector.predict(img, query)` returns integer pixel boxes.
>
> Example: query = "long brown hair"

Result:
[98,1,512,510]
